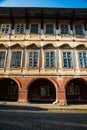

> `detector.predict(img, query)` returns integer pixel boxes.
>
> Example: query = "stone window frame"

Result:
[78,50,87,68]
[73,23,85,36]
[27,49,40,69]
[62,50,73,68]
[10,49,23,69]
[44,49,56,68]
[14,24,26,34]
[0,24,11,34]
[44,23,55,34]
[59,22,70,36]
[0,49,7,68]
[29,23,40,34]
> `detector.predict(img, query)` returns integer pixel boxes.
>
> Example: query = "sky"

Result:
[0,0,87,8]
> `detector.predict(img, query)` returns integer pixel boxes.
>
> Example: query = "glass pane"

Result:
[75,25,83,35]
[61,25,68,34]
[31,24,38,33]
[46,24,53,34]
[0,51,5,67]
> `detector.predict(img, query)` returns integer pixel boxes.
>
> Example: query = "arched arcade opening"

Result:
[0,78,18,101]
[28,78,56,103]
[66,78,87,104]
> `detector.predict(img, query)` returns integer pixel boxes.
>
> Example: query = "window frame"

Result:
[78,51,87,68]
[61,24,69,35]
[44,50,56,68]
[15,24,25,34]
[0,50,7,68]
[62,51,73,68]
[67,84,80,95]
[30,24,39,34]
[45,23,54,34]
[27,50,39,69]
[8,85,18,95]
[0,24,11,34]
[10,50,22,69]
[74,24,84,36]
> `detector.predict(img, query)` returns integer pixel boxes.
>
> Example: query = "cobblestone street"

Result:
[0,104,87,130]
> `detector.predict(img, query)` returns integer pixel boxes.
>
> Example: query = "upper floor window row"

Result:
[0,23,84,35]
[0,50,87,69]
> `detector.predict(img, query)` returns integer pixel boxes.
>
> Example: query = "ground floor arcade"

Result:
[0,76,87,105]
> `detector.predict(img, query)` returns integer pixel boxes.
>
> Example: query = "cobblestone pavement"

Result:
[0,105,87,130]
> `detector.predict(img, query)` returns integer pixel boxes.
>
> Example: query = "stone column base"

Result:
[58,100,67,106]
[18,99,28,103]
[53,99,59,105]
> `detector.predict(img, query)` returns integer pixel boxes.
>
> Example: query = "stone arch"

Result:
[59,44,72,49]
[26,43,40,49]
[26,77,59,103]
[75,44,87,49]
[65,78,87,104]
[43,43,56,49]
[10,43,24,49]
[0,77,21,102]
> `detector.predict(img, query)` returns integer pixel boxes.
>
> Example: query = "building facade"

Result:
[0,7,87,105]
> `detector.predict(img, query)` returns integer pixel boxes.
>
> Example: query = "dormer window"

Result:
[0,24,11,34]
[15,24,25,34]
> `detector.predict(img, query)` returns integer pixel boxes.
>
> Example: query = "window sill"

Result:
[76,35,84,38]
[10,68,22,70]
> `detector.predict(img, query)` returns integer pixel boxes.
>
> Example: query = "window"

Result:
[11,51,22,68]
[78,52,87,68]
[46,24,54,34]
[0,51,6,68]
[40,86,49,96]
[8,85,18,95]
[31,24,38,34]
[75,25,83,35]
[15,24,25,34]
[28,51,38,68]
[67,84,80,95]
[0,24,11,34]
[45,51,55,68]
[61,25,68,34]
[62,52,73,68]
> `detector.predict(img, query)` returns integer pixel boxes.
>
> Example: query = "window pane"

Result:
[46,24,53,34]
[63,52,72,68]
[45,51,55,68]
[61,25,68,34]
[0,51,5,67]
[78,52,87,67]
[31,24,38,34]
[1,24,11,34]
[75,25,83,35]
[16,24,24,34]
[28,51,38,68]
